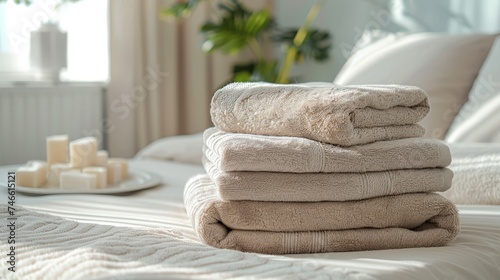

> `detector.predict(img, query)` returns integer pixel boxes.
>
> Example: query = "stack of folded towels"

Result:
[184,82,460,254]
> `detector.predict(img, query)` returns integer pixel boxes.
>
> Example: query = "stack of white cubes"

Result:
[16,135,128,189]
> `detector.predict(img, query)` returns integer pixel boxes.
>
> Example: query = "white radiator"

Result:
[0,82,105,165]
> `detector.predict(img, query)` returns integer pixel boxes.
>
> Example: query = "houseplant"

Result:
[162,0,331,83]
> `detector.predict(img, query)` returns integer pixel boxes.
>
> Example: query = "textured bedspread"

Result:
[0,206,365,280]
[0,159,499,280]
[1,203,499,280]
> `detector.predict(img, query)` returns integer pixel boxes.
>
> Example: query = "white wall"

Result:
[275,0,500,82]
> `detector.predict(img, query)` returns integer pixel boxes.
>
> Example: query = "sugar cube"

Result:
[95,150,108,167]
[107,162,122,185]
[83,167,107,188]
[16,161,48,187]
[70,137,98,168]
[46,135,68,165]
[108,158,128,180]
[48,163,71,186]
[60,170,97,189]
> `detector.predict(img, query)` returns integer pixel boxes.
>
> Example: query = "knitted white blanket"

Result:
[0,205,369,280]
[444,143,500,204]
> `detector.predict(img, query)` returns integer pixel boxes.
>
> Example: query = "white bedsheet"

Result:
[2,159,500,279]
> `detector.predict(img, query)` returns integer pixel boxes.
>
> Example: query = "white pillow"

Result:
[135,132,204,164]
[446,94,500,143]
[334,33,496,139]
[446,36,500,142]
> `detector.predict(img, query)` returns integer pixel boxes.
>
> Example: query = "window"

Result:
[0,0,108,81]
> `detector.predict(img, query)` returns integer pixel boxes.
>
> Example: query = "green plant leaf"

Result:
[273,28,331,62]
[200,1,271,55]
[233,71,252,82]
[245,10,271,35]
[253,60,278,82]
[230,60,278,83]
[161,3,191,18]
[160,0,203,19]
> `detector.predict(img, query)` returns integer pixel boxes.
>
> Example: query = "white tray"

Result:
[0,165,163,195]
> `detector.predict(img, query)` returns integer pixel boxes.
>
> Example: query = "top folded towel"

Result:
[211,83,430,146]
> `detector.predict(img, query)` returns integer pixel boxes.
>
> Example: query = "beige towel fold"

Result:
[204,128,451,173]
[210,83,429,146]
[203,157,453,202]
[184,175,459,254]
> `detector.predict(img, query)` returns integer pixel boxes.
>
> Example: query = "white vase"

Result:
[30,23,67,81]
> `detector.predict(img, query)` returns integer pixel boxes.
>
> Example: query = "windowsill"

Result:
[0,70,108,88]
[0,80,107,88]
[0,71,108,87]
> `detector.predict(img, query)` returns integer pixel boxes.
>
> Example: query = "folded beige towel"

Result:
[203,157,453,202]
[185,175,459,254]
[210,83,429,146]
[204,128,451,173]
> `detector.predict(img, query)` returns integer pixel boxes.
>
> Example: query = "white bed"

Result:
[2,159,499,280]
[2,32,500,280]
